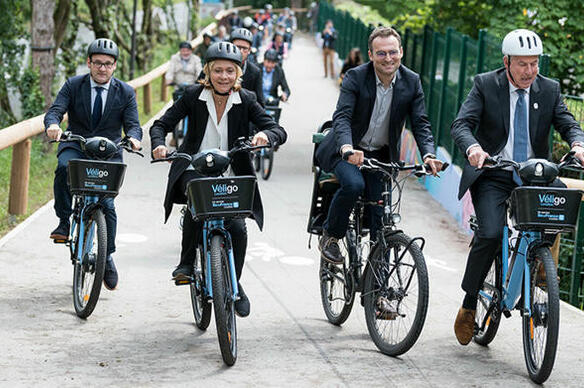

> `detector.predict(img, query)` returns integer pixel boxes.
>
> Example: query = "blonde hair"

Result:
[199,60,243,91]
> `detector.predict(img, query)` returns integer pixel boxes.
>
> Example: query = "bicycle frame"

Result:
[201,219,240,302]
[70,195,101,265]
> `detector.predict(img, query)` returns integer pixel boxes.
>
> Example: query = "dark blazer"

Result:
[149,84,287,228]
[316,62,436,173]
[44,74,142,156]
[451,68,584,199]
[259,63,291,99]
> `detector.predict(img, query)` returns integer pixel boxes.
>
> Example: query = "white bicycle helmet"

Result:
[502,29,543,56]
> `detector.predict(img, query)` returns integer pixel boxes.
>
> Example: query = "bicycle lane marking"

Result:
[245,242,315,266]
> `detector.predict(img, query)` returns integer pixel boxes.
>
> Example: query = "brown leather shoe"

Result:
[454,307,475,345]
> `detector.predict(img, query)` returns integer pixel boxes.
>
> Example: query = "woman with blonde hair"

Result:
[150,42,287,317]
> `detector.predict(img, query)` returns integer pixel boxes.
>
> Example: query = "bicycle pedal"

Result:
[53,238,70,244]
[174,278,193,286]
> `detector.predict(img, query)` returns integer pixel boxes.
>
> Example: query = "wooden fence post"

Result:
[160,76,167,102]
[144,83,152,115]
[8,139,32,215]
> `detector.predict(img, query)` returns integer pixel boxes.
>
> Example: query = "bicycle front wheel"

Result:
[260,148,274,180]
[210,235,237,366]
[363,232,429,356]
[319,229,356,325]
[72,209,107,318]
[190,247,212,330]
[474,254,502,346]
[522,246,559,384]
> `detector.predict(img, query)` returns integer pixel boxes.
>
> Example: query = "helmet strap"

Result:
[211,83,231,96]
[505,55,519,87]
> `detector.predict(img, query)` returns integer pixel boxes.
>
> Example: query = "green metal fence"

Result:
[317,1,584,309]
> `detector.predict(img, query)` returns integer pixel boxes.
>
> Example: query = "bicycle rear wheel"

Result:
[522,247,559,384]
[260,148,274,180]
[319,229,356,325]
[474,254,502,346]
[210,235,237,366]
[72,209,107,318]
[363,232,429,356]
[190,247,212,330]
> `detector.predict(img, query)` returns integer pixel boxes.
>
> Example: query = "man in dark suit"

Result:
[259,49,290,103]
[45,38,142,290]
[316,27,442,268]
[230,28,265,107]
[451,29,584,345]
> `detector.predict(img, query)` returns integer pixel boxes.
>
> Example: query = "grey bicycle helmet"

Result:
[230,28,254,45]
[264,49,279,62]
[205,42,242,67]
[87,38,119,60]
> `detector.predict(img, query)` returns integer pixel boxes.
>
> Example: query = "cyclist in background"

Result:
[195,33,213,65]
[165,41,202,87]
[260,49,290,104]
[44,38,142,291]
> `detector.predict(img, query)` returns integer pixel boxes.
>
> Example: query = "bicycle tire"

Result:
[72,209,107,319]
[190,247,212,330]
[363,232,429,356]
[522,246,559,384]
[260,148,274,180]
[210,235,237,366]
[319,230,356,325]
[474,254,502,346]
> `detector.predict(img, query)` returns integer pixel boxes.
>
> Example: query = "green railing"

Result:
[318,1,584,309]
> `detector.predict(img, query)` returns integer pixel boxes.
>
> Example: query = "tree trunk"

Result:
[53,0,72,53]
[31,0,56,108]
[291,0,302,9]
[85,0,112,38]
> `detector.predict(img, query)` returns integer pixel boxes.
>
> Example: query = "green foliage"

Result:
[335,0,391,27]
[19,68,45,119]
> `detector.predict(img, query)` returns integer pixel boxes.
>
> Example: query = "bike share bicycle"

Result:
[152,138,270,366]
[307,121,448,355]
[253,95,282,180]
[472,153,583,384]
[170,83,191,148]
[51,132,143,318]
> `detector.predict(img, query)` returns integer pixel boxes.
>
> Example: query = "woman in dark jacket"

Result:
[150,42,287,317]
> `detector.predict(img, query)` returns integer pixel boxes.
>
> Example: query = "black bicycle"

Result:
[51,132,143,318]
[253,95,282,180]
[308,123,447,355]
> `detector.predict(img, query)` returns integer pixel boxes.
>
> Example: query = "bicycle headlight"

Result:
[206,153,214,167]
[391,214,401,224]
[535,162,544,176]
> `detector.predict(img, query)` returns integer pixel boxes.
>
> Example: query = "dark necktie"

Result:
[92,86,103,130]
[512,89,527,185]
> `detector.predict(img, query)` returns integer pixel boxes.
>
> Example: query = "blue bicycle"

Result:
[152,138,269,366]
[473,153,583,383]
[52,132,143,318]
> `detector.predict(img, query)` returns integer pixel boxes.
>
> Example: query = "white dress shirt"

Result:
[90,78,111,114]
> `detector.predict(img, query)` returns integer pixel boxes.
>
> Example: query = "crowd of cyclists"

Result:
[40,2,584,379]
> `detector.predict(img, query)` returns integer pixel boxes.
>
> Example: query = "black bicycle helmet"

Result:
[87,38,119,60]
[205,42,242,67]
[179,41,192,50]
[230,28,254,45]
[264,49,279,62]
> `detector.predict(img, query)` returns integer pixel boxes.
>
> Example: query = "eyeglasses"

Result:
[91,61,115,69]
[235,45,250,53]
[374,50,400,59]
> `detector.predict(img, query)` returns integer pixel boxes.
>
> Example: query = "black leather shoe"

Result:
[235,283,250,317]
[50,219,70,240]
[319,231,344,264]
[172,264,193,280]
[103,256,118,290]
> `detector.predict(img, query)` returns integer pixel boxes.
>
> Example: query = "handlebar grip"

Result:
[342,150,354,161]
[441,162,449,171]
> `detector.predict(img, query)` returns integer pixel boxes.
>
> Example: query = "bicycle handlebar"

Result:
[341,150,448,177]
[479,152,583,171]
[51,131,144,157]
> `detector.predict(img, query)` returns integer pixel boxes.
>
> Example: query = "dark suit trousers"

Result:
[324,159,383,240]
[462,170,565,296]
[178,171,247,280]
[54,148,118,256]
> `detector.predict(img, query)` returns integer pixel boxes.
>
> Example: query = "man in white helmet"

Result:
[451,29,584,345]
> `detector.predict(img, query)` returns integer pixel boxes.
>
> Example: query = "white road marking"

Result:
[117,233,148,243]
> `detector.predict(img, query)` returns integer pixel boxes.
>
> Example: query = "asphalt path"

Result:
[1,33,583,387]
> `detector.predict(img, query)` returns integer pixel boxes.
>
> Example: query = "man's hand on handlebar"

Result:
[128,137,142,151]
[46,124,63,141]
[569,145,584,166]
[467,145,490,168]
[152,145,168,160]
[424,157,443,176]
[341,146,364,166]
[251,131,269,146]
[280,93,288,102]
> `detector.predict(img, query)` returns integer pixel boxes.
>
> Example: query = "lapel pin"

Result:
[533,102,538,110]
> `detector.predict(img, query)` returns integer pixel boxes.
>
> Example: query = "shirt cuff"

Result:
[340,144,353,155]
[571,142,584,149]
[466,143,481,156]
[422,153,436,160]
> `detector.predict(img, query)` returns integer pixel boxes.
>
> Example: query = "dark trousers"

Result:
[54,148,118,256]
[178,171,248,280]
[462,170,565,296]
[323,158,383,240]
